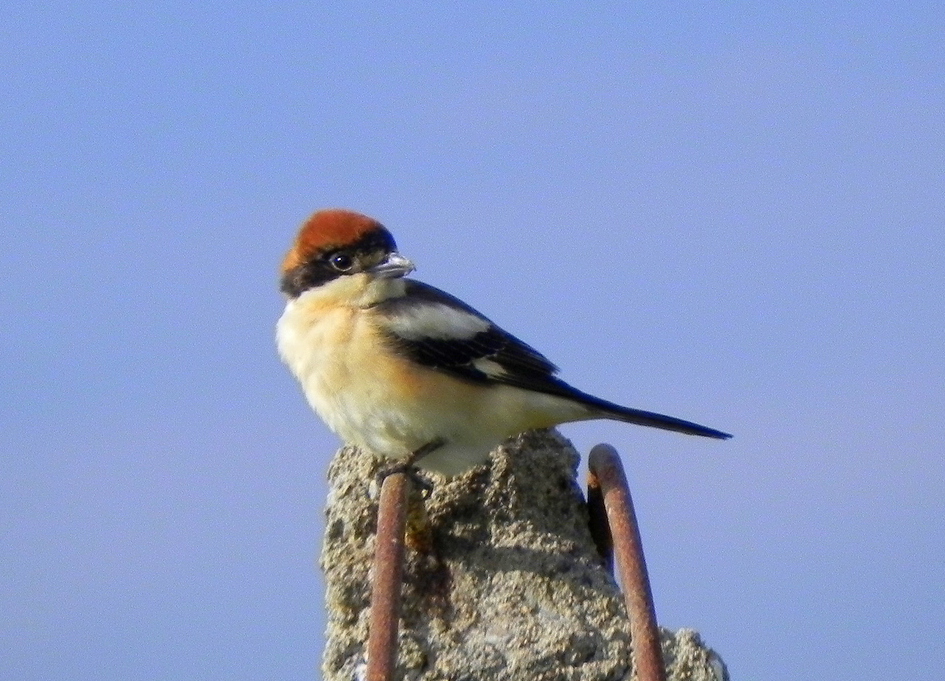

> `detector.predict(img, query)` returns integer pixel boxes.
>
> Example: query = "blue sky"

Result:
[2,2,943,679]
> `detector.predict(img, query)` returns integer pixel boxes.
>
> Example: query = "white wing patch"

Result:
[472,358,508,379]
[385,302,491,340]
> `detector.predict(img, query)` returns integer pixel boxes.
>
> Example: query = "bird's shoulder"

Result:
[371,280,561,386]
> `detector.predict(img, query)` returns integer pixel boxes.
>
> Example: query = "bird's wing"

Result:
[374,280,579,398]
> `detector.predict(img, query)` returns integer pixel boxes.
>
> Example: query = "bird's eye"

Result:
[329,253,355,272]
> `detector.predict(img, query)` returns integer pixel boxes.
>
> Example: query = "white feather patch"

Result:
[472,358,507,378]
[386,303,491,340]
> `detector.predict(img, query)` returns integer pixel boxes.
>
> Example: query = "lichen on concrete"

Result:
[320,429,728,681]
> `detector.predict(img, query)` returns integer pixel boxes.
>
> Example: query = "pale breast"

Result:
[277,291,436,459]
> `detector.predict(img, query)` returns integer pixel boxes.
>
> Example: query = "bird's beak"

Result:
[369,252,415,279]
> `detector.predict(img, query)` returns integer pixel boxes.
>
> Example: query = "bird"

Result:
[276,209,731,477]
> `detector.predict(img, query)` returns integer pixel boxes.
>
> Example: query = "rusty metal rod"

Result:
[588,444,667,681]
[366,472,411,681]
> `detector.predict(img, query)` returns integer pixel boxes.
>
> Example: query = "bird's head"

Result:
[280,209,415,298]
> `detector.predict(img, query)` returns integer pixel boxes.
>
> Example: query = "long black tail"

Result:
[580,391,732,440]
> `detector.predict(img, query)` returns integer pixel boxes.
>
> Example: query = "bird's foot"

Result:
[373,438,445,495]
[374,460,433,495]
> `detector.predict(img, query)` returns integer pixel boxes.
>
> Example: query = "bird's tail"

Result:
[580,391,732,440]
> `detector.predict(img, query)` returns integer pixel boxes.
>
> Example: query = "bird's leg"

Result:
[404,438,446,468]
[375,438,445,494]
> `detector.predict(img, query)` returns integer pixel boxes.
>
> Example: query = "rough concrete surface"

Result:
[321,429,728,681]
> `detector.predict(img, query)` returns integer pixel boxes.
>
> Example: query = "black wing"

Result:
[374,280,572,393]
